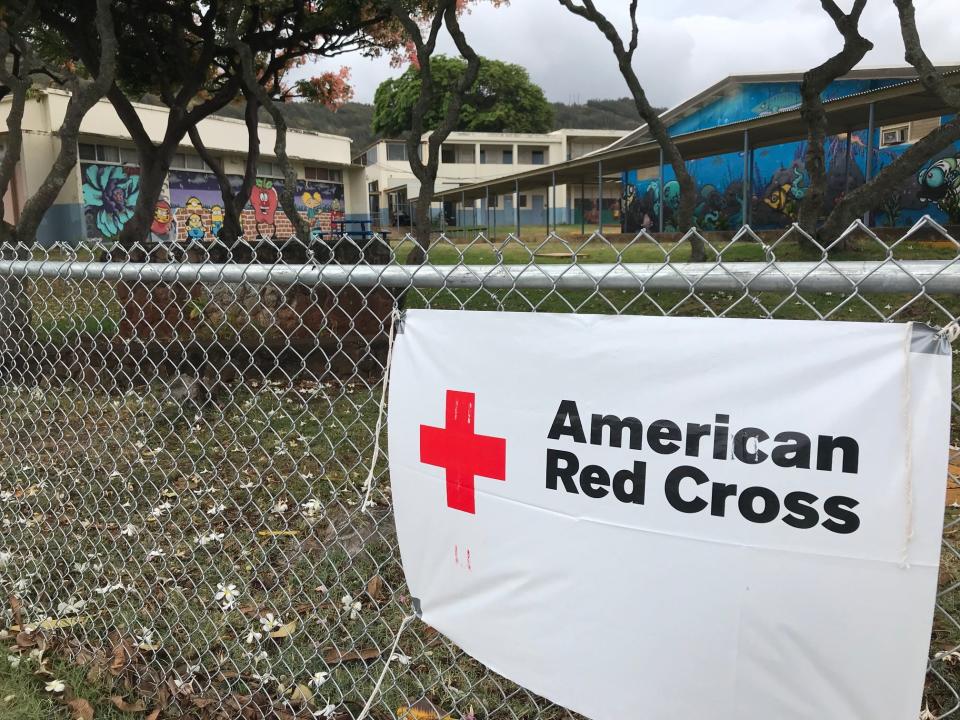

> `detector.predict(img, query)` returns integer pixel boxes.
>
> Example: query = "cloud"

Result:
[295,0,960,110]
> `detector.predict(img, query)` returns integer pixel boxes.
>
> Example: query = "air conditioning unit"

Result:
[881,126,908,146]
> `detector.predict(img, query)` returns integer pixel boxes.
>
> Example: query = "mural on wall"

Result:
[82,165,345,241]
[150,199,177,243]
[249,179,279,237]
[166,169,345,241]
[918,155,960,223]
[667,79,903,136]
[81,163,140,239]
[623,106,960,232]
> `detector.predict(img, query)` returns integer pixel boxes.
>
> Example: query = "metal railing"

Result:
[1,218,959,719]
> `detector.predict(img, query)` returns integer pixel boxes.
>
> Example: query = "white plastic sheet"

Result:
[388,310,951,720]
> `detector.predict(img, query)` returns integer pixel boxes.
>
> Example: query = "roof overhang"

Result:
[438,72,960,203]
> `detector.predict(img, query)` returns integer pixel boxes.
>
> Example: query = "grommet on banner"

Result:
[938,320,960,343]
[360,306,403,513]
[355,611,417,720]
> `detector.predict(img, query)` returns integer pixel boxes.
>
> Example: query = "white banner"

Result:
[387,310,951,720]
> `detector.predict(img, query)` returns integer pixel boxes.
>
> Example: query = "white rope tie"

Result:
[361,307,401,512]
[938,320,960,343]
[901,322,915,568]
[356,612,416,720]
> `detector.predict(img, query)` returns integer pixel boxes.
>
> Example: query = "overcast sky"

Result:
[298,0,958,110]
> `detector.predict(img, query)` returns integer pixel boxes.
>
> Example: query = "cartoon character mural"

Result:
[250,179,279,237]
[165,168,346,241]
[210,205,224,238]
[82,164,140,238]
[186,213,207,242]
[918,156,960,223]
[151,199,176,242]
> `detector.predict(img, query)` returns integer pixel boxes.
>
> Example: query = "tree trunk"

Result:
[410,181,435,263]
[798,92,828,239]
[117,155,169,247]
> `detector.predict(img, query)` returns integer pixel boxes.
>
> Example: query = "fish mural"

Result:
[918,156,960,223]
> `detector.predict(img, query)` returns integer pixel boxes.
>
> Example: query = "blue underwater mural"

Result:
[621,80,960,233]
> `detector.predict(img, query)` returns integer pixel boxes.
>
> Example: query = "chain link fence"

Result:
[1,218,960,719]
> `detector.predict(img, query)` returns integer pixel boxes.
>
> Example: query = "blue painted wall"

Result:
[622,80,960,232]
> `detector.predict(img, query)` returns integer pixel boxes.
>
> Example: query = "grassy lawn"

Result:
[4,233,960,717]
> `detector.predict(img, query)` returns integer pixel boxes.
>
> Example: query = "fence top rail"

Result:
[1,258,959,294]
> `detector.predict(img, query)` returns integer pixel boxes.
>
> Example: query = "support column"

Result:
[658,148,665,233]
[580,181,585,236]
[864,102,876,225]
[597,160,603,235]
[515,179,520,238]
[742,131,751,228]
[551,171,557,234]
[461,190,466,241]
[843,129,853,194]
[485,186,490,239]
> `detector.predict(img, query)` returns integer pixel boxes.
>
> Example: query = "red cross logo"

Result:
[420,390,507,514]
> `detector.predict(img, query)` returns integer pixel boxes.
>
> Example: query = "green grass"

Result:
[0,664,59,720]
[5,234,960,718]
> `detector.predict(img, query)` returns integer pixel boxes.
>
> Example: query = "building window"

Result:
[78,143,138,165]
[518,194,527,208]
[880,124,909,147]
[256,160,284,178]
[386,143,408,162]
[366,146,378,165]
[305,166,342,182]
[170,152,209,172]
[503,149,513,164]
[479,149,487,164]
[441,145,456,164]
[531,150,545,165]
[368,181,378,193]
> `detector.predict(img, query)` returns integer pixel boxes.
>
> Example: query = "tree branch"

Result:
[16,0,120,244]
[894,0,960,108]
[557,0,703,257]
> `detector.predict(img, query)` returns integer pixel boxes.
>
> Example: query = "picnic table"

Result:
[312,219,390,244]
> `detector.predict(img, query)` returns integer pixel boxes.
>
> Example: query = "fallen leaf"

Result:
[145,710,161,720]
[36,616,90,631]
[109,638,135,675]
[287,683,313,706]
[269,620,297,639]
[9,596,24,631]
[66,697,95,720]
[111,696,147,712]
[256,530,299,537]
[366,575,385,603]
[322,647,382,665]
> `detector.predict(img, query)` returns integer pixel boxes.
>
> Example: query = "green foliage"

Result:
[550,98,652,131]
[372,55,554,136]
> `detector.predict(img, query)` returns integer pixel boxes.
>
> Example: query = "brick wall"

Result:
[173,208,342,242]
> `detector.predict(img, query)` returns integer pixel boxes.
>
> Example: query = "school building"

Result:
[435,66,960,234]
[354,128,628,229]
[0,88,368,245]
